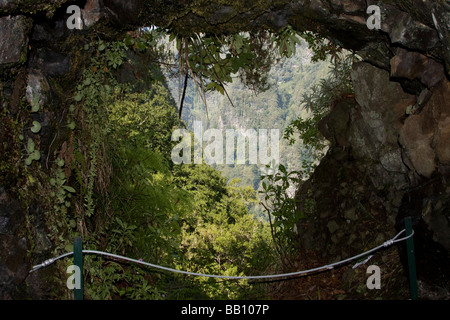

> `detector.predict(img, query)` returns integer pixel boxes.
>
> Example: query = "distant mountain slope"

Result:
[165,42,330,192]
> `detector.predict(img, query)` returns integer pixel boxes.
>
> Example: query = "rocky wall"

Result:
[293,56,450,300]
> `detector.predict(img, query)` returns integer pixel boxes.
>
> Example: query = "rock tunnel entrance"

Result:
[1,0,449,299]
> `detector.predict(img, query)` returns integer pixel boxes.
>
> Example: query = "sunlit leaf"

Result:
[31,121,41,133]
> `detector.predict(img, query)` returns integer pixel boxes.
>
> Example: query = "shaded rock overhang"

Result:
[95,0,450,75]
[2,1,449,73]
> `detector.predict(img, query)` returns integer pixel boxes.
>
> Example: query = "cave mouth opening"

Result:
[2,0,450,300]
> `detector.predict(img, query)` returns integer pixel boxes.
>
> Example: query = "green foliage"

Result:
[167,25,335,98]
[70,39,129,224]
[39,24,345,300]
[84,255,165,300]
[30,120,41,133]
[259,164,302,264]
[67,37,189,299]
[107,86,180,160]
[3,14,364,301]
[170,164,275,299]
[301,31,339,62]
[24,137,40,165]
[165,27,292,113]
[49,158,75,217]
[21,95,42,166]
[30,95,40,112]
[273,25,302,58]
[174,38,331,184]
[49,33,277,300]
[169,37,352,269]
[83,138,97,218]
[284,53,358,177]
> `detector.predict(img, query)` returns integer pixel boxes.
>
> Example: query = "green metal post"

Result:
[73,237,84,300]
[405,217,418,300]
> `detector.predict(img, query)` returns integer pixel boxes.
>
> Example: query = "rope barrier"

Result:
[29,228,414,280]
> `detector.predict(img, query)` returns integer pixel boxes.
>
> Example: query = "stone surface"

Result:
[26,71,49,108]
[330,0,366,13]
[103,0,145,26]
[29,48,71,77]
[295,60,449,298]
[430,1,450,75]
[399,114,436,178]
[435,124,450,165]
[327,220,339,234]
[0,187,29,299]
[390,48,446,88]
[380,149,406,173]
[399,79,450,178]
[350,62,416,162]
[388,12,439,50]
[0,15,32,65]
[82,0,104,28]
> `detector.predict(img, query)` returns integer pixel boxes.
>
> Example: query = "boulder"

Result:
[390,48,446,88]
[430,1,450,76]
[29,48,71,77]
[0,15,32,66]
[388,12,439,51]
[350,61,416,156]
[399,79,450,178]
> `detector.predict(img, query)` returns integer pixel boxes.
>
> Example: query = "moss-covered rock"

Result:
[0,15,32,66]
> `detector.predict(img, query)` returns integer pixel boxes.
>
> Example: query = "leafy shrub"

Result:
[284,53,358,177]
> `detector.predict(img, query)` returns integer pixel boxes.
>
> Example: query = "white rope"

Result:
[29,229,414,279]
[352,255,373,269]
